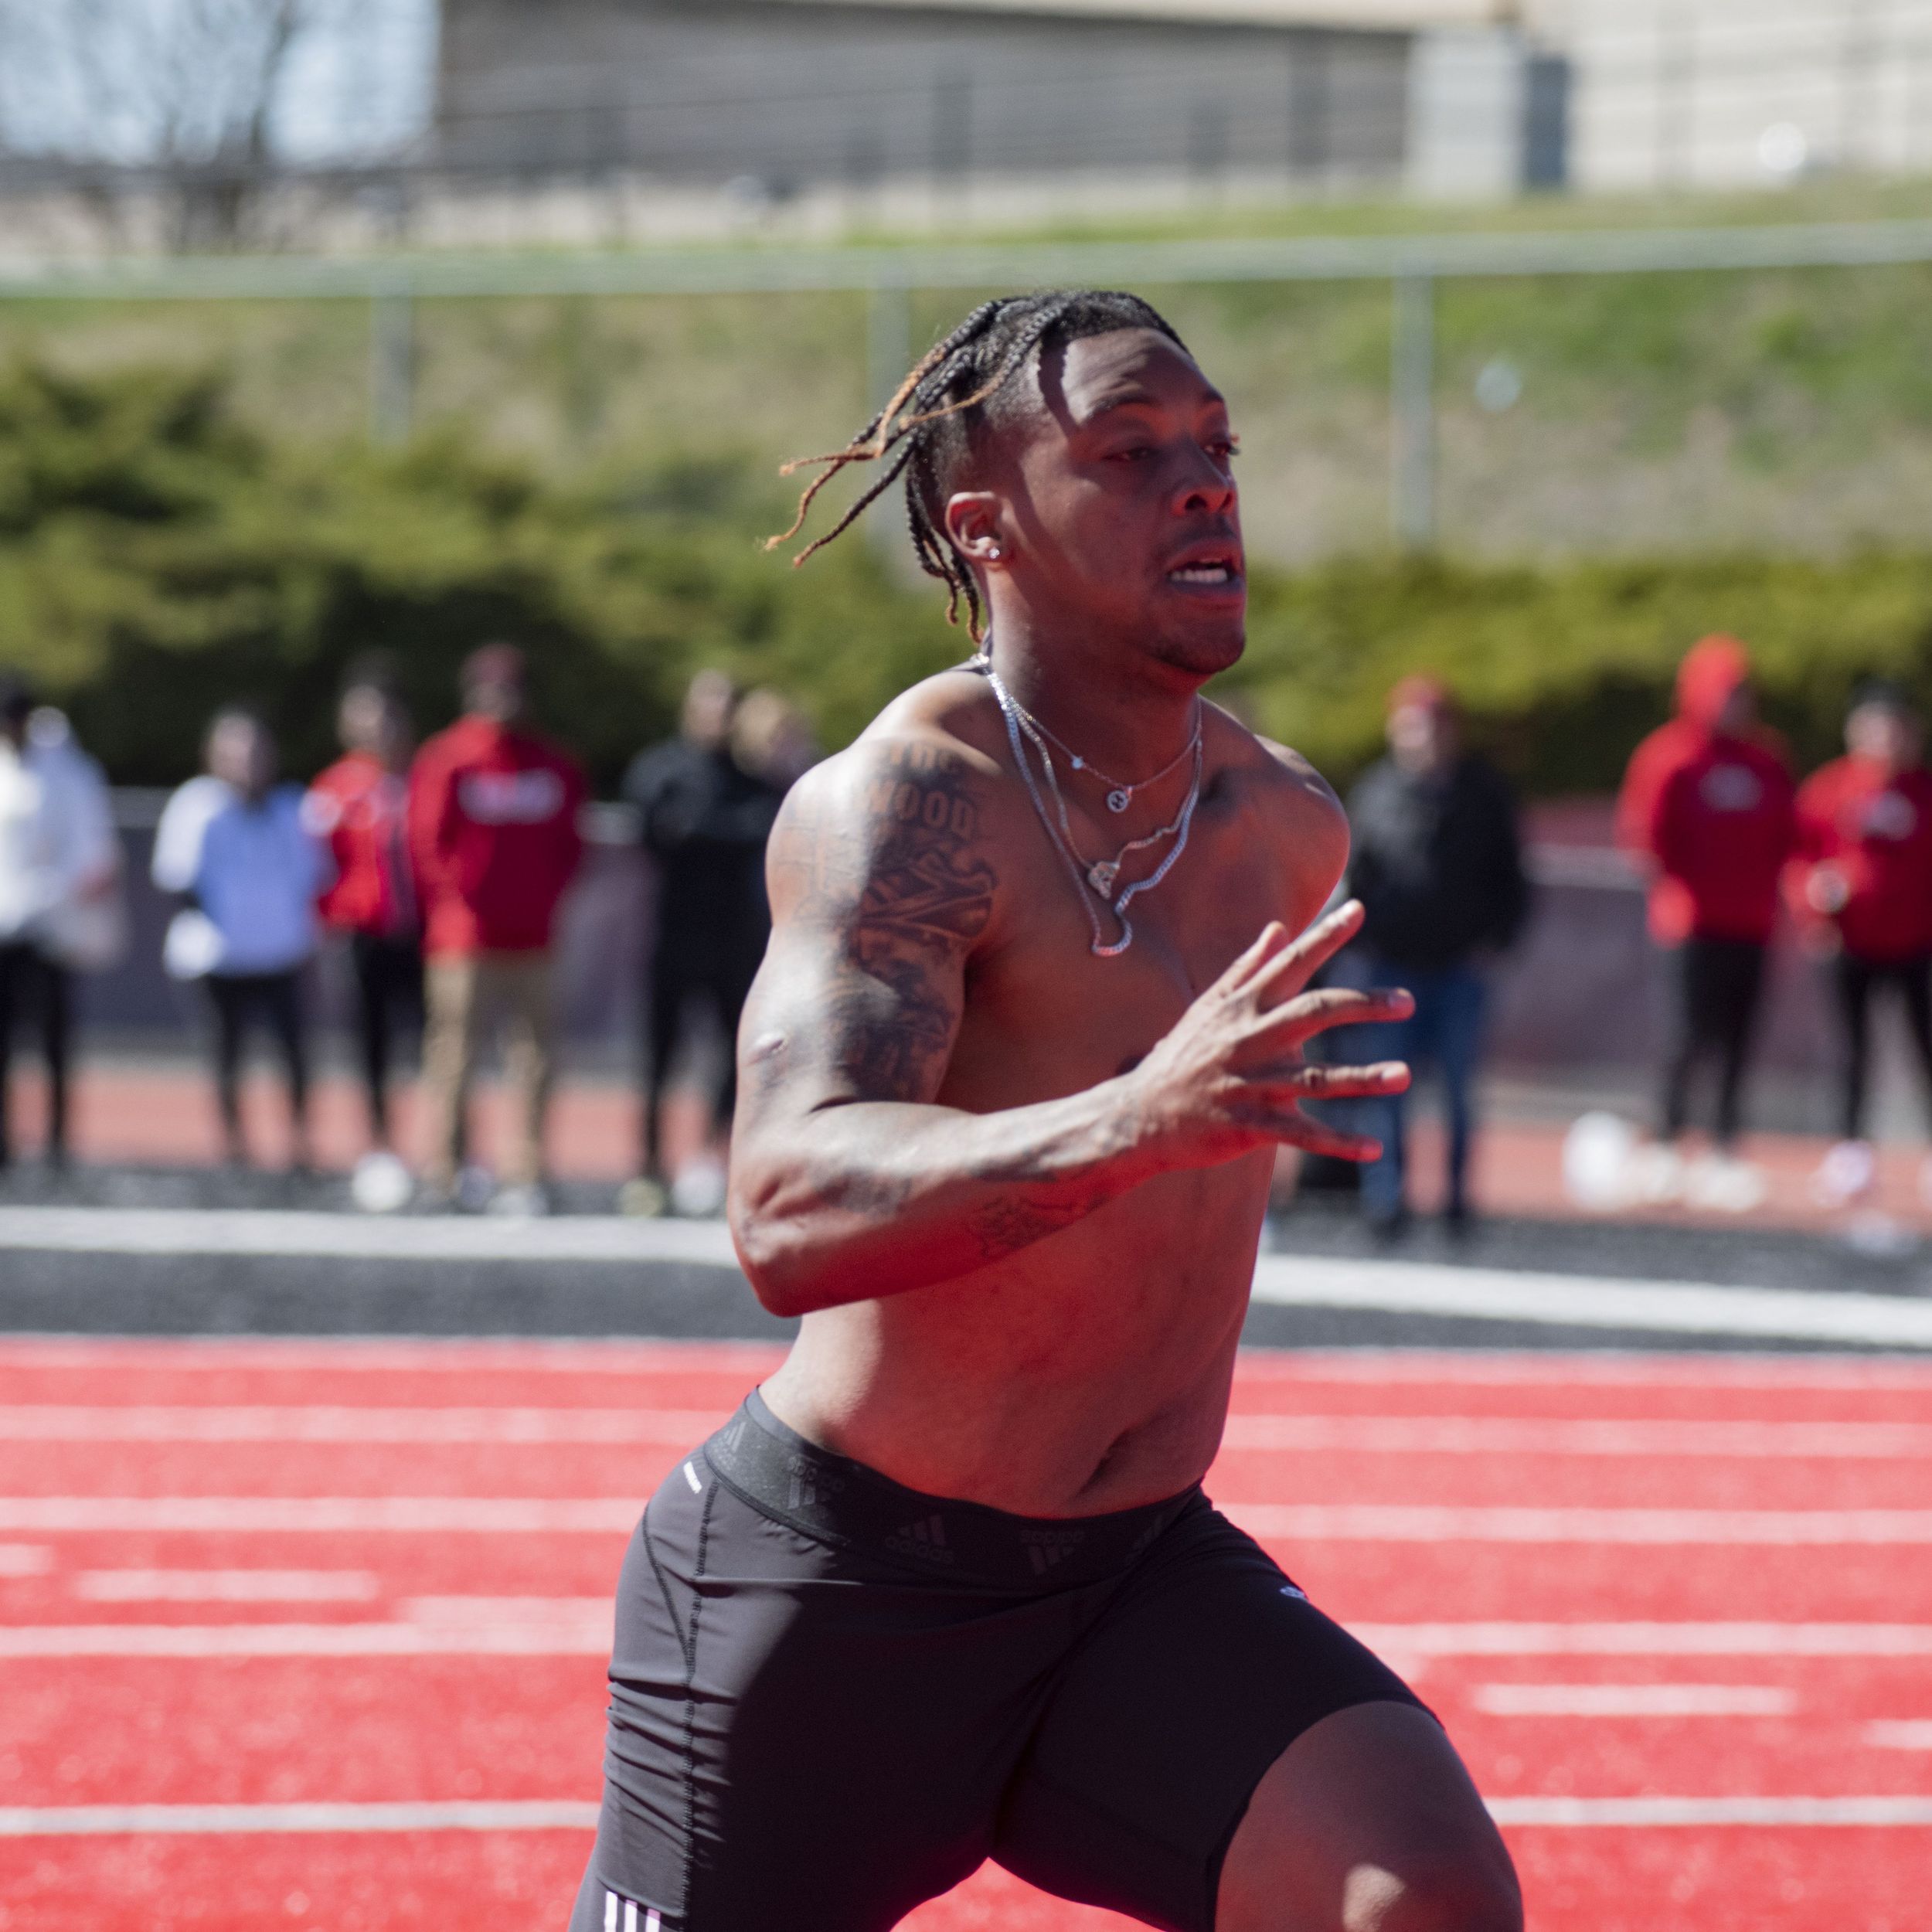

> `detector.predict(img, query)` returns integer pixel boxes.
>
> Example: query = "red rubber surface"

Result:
[2,1341,1929,1930]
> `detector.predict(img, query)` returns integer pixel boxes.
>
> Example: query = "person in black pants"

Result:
[1660,938,1764,1149]
[621,671,786,1215]
[0,941,69,1169]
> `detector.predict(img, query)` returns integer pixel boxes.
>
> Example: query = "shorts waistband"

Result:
[701,1389,1197,1592]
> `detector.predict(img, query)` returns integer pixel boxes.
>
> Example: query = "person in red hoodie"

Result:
[1787,681,1932,1204]
[410,644,586,1213]
[1617,634,1795,1169]
[304,662,421,1179]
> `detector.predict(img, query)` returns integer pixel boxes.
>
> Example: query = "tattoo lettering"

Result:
[807,747,996,1103]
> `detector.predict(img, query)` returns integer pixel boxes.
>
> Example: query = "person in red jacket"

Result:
[304,662,421,1175]
[1617,634,1795,1167]
[1787,681,1932,1204]
[410,644,586,1213]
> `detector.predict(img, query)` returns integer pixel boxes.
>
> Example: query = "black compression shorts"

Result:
[568,1390,1423,1932]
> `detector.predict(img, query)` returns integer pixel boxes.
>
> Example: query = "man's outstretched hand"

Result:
[1129,900,1413,1167]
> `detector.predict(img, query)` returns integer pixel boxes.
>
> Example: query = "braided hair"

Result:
[766,290,1188,641]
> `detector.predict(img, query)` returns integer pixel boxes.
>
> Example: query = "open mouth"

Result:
[1165,556,1243,587]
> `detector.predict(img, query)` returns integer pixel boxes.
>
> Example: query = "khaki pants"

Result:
[421,952,556,1189]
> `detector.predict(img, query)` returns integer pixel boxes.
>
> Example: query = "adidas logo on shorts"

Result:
[602,1889,662,1932]
[1017,1525,1087,1576]
[885,1513,956,1565]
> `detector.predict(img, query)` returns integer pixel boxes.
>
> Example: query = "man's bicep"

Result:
[748,740,997,1111]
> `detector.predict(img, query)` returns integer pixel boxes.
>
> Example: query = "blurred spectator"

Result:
[1787,681,1932,1208]
[151,707,328,1170]
[410,645,585,1215]
[1617,635,1795,1190]
[306,662,421,1206]
[731,686,818,792]
[1341,677,1529,1233]
[0,675,121,1171]
[621,670,787,1216]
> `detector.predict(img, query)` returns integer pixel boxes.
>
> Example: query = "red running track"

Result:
[1,1339,1929,1931]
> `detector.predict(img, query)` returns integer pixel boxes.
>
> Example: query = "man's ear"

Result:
[944,492,1009,566]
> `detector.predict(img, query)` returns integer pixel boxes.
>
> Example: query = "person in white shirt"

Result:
[0,674,121,1170]
[151,707,329,1169]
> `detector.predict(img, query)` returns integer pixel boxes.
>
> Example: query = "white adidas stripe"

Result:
[1226,1503,1932,1544]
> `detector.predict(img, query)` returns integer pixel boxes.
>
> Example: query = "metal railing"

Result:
[9,217,1932,545]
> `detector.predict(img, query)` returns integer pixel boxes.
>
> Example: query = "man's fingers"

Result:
[1250,985,1414,1045]
[1219,920,1296,990]
[1276,1117,1384,1163]
[1249,900,1366,1005]
[1264,1060,1413,1101]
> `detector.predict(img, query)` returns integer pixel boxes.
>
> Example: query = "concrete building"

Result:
[432,0,1566,210]
[1526,0,1932,193]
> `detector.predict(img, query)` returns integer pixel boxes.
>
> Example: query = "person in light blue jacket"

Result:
[152,707,330,1168]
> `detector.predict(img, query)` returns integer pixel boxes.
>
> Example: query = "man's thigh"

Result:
[1218,1702,1520,1932]
[993,1502,1428,1932]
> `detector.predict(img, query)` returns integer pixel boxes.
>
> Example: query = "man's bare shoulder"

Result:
[767,668,1013,930]
[1203,701,1350,913]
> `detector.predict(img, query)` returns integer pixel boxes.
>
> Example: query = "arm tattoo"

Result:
[808,745,996,1103]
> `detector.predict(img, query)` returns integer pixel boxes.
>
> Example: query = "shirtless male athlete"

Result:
[570,291,1522,1932]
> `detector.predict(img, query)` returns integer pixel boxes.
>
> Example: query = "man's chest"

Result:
[958,812,1300,1093]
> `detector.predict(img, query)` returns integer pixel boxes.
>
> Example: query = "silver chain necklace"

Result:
[1006,694,1202,814]
[979,658,1204,958]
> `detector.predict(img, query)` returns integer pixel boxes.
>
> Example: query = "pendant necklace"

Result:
[978,657,1204,958]
[1012,702,1201,815]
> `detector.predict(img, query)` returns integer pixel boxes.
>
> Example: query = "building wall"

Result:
[1529,0,1932,192]
[435,0,1411,191]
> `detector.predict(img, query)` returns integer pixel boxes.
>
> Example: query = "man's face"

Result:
[682,671,735,750]
[1389,701,1458,775]
[466,674,525,726]
[209,718,274,798]
[970,328,1246,678]
[1849,702,1920,770]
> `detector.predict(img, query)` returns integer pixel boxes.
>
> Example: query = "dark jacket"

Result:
[1346,753,1529,971]
[623,737,783,968]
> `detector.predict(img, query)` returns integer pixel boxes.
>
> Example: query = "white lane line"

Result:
[1228,1504,1932,1544]
[0,1612,615,1659]
[1220,1414,1932,1457]
[1866,1720,1932,1750]
[73,1570,383,1603]
[0,1208,740,1266]
[1352,1622,1932,1659]
[0,1801,600,1837]
[0,1497,640,1532]
[9,1498,1932,1543]
[0,1338,779,1375]
[1251,1253,1932,1349]
[1472,1684,1796,1717]
[1241,1352,1932,1388]
[0,1406,727,1444]
[6,1202,1932,1348]
[0,1796,1924,1838]
[1487,1796,1932,1827]
[0,1543,50,1575]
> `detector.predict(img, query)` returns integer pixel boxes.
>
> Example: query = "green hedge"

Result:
[3,362,1930,792]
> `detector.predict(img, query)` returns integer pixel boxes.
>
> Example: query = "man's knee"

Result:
[1337,1851,1522,1932]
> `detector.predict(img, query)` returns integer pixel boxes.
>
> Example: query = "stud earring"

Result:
[986,546,1004,560]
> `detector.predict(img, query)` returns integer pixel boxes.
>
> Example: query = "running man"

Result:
[572,292,1521,1932]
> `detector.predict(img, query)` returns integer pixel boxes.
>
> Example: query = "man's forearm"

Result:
[728,1078,1175,1315]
